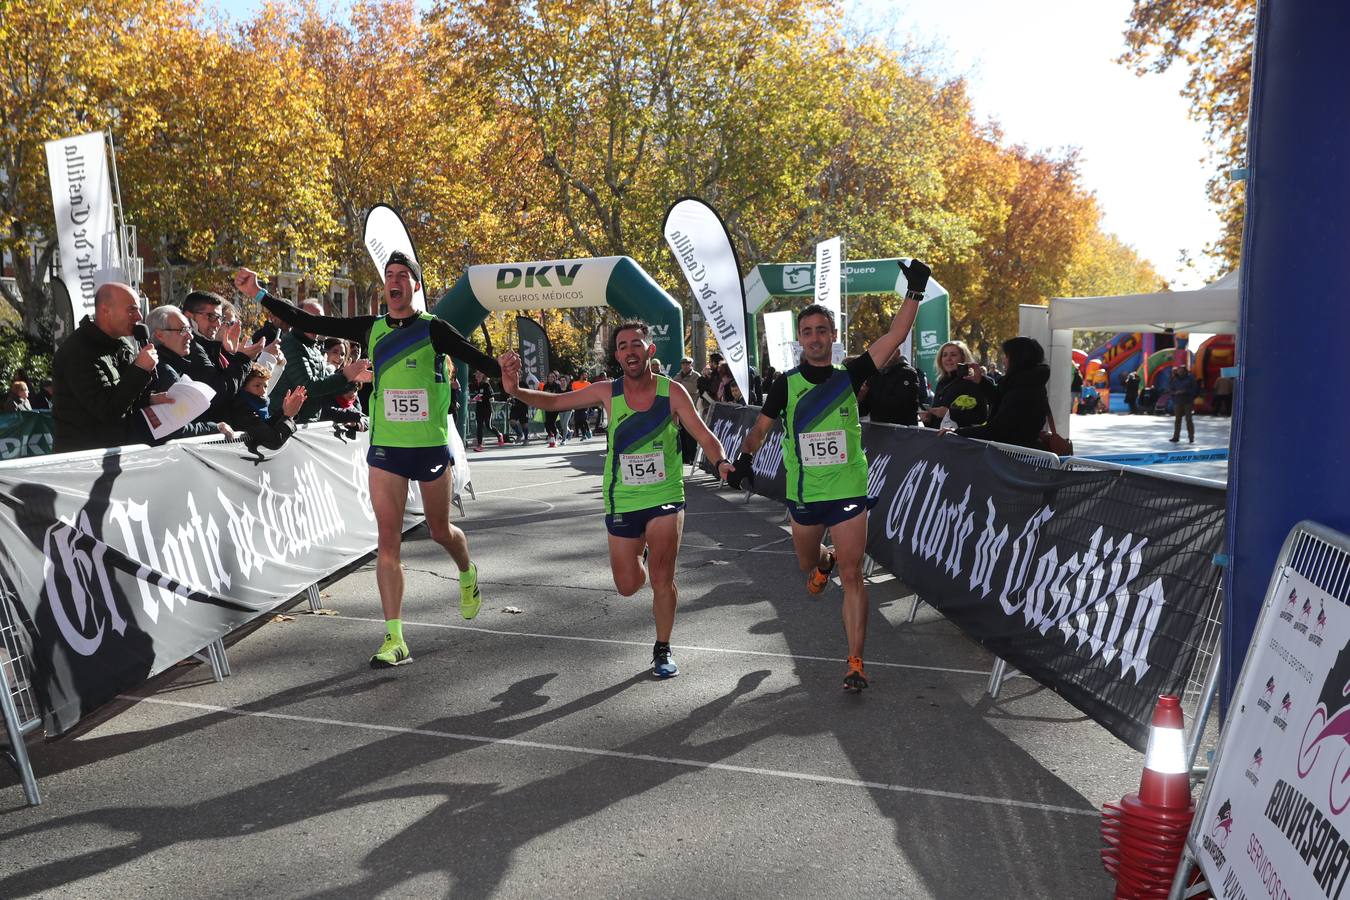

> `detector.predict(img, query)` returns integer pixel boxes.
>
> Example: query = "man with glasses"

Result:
[181,290,270,424]
[125,304,237,445]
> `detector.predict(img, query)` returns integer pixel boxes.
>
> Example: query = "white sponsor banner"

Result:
[1192,566,1350,900]
[763,310,797,371]
[466,256,618,311]
[44,131,122,321]
[814,236,842,329]
[364,204,426,312]
[662,199,751,401]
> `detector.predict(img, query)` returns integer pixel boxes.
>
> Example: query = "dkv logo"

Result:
[496,264,582,290]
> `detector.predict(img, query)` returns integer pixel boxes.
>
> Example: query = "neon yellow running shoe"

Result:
[459,562,481,620]
[370,633,412,669]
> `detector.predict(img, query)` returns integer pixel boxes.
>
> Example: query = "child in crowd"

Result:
[231,365,308,454]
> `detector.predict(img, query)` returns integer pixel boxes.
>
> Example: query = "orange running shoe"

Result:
[843,656,868,692]
[806,550,836,595]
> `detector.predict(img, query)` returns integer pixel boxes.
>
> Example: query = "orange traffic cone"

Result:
[1100,695,1195,899]
[1139,695,1190,810]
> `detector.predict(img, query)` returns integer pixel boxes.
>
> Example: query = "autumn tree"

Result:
[0,0,192,334]
[295,0,535,313]
[1121,0,1256,269]
[114,5,338,303]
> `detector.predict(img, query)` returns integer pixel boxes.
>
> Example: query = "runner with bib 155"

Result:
[235,253,501,671]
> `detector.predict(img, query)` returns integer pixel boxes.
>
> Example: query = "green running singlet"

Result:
[781,365,869,504]
[603,376,684,515]
[368,313,450,448]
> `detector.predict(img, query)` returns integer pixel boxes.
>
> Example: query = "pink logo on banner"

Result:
[1298,638,1350,813]
[1212,799,1234,848]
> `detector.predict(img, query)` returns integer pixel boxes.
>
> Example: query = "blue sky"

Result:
[211,0,1223,289]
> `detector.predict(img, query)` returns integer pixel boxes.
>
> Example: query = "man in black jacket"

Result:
[857,348,924,426]
[51,282,167,453]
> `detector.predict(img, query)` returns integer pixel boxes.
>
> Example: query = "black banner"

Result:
[0,428,421,735]
[515,315,550,384]
[702,403,1225,750]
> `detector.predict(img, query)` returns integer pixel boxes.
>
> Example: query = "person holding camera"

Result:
[950,336,1051,449]
[922,340,998,430]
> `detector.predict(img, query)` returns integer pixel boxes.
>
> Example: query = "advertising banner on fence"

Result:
[1192,566,1350,900]
[0,429,421,734]
[701,403,1225,750]
[44,131,122,322]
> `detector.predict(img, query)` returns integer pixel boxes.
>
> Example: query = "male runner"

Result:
[728,259,931,692]
[234,253,501,669]
[498,322,734,678]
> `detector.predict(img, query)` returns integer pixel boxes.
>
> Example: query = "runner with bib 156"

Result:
[728,259,932,692]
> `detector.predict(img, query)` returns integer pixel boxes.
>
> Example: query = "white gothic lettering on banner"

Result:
[878,458,1165,682]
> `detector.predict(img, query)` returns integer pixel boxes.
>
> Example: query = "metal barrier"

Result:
[1,587,42,806]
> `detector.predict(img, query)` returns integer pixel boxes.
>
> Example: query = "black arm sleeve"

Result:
[845,354,878,393]
[760,374,789,420]
[428,318,501,377]
[260,293,376,343]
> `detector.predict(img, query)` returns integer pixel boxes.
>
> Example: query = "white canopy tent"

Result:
[1048,270,1240,333]
[1020,271,1241,437]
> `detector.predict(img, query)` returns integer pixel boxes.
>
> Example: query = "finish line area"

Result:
[1,442,1144,898]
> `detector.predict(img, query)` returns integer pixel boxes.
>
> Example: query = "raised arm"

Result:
[865,258,930,369]
[429,318,501,377]
[235,268,372,343]
[498,352,607,412]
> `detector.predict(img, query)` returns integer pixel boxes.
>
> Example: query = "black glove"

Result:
[899,258,931,297]
[728,452,755,490]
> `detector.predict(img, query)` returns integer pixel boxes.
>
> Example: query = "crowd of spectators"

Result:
[33,279,1227,461]
[44,280,370,457]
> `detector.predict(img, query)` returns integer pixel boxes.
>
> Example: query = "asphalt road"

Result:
[0,439,1151,899]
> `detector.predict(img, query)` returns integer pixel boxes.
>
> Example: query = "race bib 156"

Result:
[800,429,847,466]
